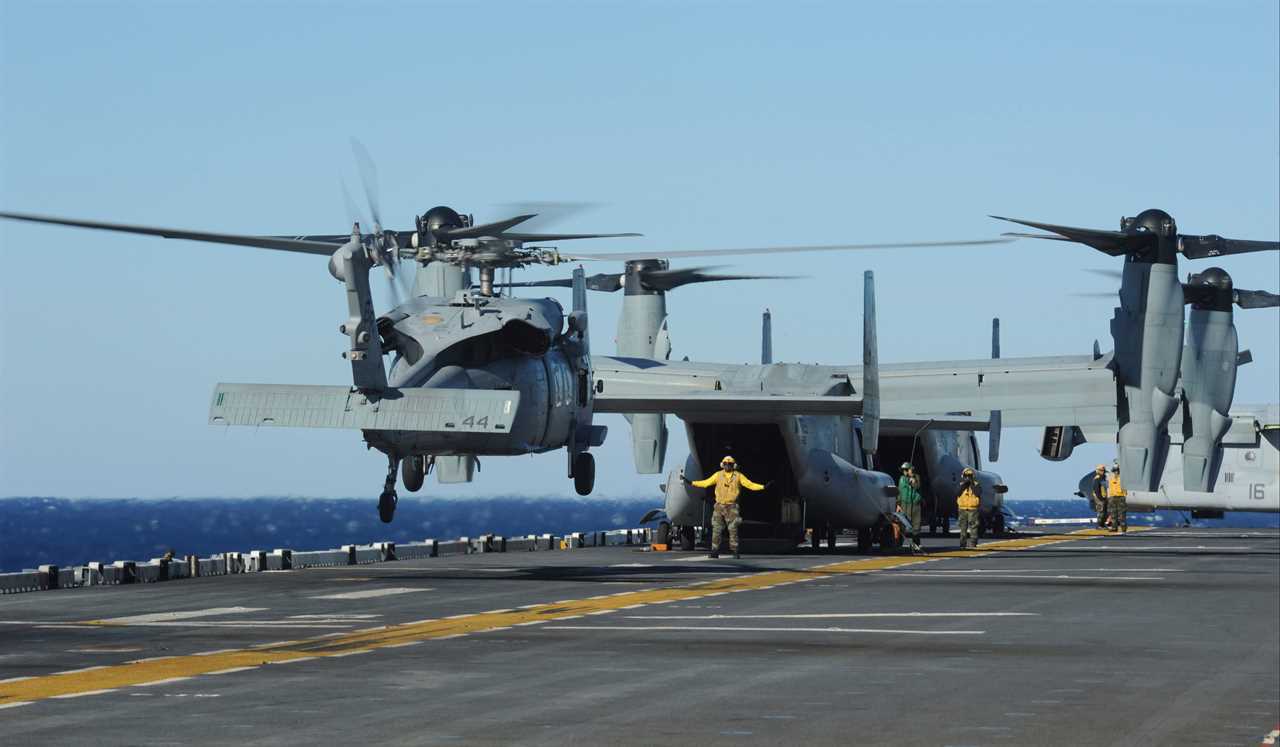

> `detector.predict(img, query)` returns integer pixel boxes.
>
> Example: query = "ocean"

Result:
[1,496,1276,572]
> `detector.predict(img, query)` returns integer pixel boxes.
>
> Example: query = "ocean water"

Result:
[1,496,1275,572]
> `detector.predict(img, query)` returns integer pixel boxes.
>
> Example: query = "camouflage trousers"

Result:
[902,502,922,543]
[711,502,743,552]
[1107,496,1127,532]
[1093,497,1109,528]
[958,509,979,549]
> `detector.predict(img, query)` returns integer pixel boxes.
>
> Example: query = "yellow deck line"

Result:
[0,528,1140,705]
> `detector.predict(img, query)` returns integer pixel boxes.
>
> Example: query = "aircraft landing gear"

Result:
[827,527,837,550]
[856,528,873,554]
[402,455,426,493]
[378,456,399,524]
[678,525,696,551]
[572,452,595,496]
[878,523,901,554]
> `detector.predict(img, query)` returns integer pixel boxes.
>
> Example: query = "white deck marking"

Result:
[626,612,1038,620]
[316,566,515,572]
[53,666,111,676]
[206,667,257,675]
[895,568,1183,573]
[888,572,1163,580]
[0,676,34,684]
[50,689,116,699]
[91,621,357,629]
[1060,545,1254,551]
[547,625,985,635]
[0,701,34,709]
[99,607,265,625]
[135,677,193,687]
[610,563,654,568]
[310,587,431,600]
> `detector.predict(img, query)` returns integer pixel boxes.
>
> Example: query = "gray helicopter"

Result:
[0,175,1005,524]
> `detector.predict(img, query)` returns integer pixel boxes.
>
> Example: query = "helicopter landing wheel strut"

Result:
[379,457,399,523]
[573,452,595,496]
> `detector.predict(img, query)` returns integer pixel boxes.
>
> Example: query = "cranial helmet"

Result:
[962,467,975,477]
[900,462,912,471]
[721,455,736,465]
[1096,464,1106,472]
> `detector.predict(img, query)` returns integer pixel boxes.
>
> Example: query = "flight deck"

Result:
[1,527,1277,746]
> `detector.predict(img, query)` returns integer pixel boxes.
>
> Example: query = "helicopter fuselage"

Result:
[362,292,589,459]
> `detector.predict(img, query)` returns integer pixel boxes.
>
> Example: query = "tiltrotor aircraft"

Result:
[552,209,1276,552]
[1074,404,1279,517]
[0,171,1006,524]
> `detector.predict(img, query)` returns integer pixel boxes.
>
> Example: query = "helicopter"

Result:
[0,177,1007,524]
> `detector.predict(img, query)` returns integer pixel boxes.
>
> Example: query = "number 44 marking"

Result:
[461,415,489,429]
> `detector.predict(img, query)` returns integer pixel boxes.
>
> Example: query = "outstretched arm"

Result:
[690,472,719,488]
[738,473,766,491]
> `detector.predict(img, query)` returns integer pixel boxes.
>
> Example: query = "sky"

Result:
[1,0,1277,501]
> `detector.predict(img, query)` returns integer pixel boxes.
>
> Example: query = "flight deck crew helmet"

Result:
[962,467,975,477]
[720,456,736,468]
[1095,464,1106,472]
[900,462,912,472]
[1110,462,1120,473]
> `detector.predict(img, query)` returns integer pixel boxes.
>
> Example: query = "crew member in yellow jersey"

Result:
[956,467,982,550]
[1106,462,1128,533]
[684,456,768,559]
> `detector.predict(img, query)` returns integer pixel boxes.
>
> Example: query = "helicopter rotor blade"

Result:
[493,201,602,232]
[989,216,1138,256]
[350,137,383,231]
[1179,235,1280,260]
[339,178,361,227]
[1234,288,1280,309]
[436,214,539,241]
[496,266,801,293]
[495,273,621,292]
[0,211,341,255]
[561,237,1011,262]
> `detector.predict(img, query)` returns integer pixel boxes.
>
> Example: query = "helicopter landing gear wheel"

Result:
[993,513,1006,536]
[856,528,873,554]
[827,528,838,550]
[655,521,672,547]
[678,525,696,551]
[378,490,398,523]
[573,452,595,496]
[378,456,399,523]
[402,455,426,493]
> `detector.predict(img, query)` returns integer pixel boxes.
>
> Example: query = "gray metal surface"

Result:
[209,384,519,433]
[1,526,1275,745]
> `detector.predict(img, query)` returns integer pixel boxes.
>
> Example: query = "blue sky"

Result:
[1,0,1277,500]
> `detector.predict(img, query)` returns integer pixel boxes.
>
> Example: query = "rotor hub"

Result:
[417,206,465,247]
[1123,208,1177,238]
